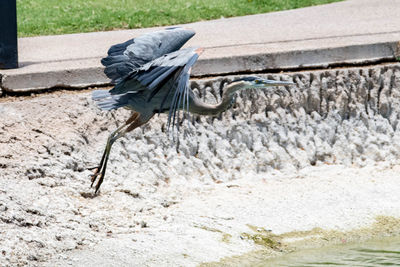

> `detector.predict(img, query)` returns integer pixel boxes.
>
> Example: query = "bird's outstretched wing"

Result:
[101,27,195,84]
[111,47,203,130]
[93,46,203,128]
[94,28,202,132]
[111,47,199,93]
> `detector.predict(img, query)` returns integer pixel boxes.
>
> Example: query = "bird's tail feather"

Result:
[92,90,127,111]
[92,90,111,100]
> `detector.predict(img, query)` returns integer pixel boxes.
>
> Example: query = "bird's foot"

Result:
[94,173,105,194]
[88,166,105,194]
[87,166,99,171]
[89,169,99,186]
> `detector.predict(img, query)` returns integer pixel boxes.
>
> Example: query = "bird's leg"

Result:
[92,117,147,193]
[90,112,139,192]
[90,124,127,184]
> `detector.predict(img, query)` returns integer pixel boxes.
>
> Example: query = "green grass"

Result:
[17,0,342,37]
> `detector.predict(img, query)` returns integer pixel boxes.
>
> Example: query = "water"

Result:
[264,237,400,267]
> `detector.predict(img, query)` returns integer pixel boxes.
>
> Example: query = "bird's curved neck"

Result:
[189,97,232,116]
[189,82,246,116]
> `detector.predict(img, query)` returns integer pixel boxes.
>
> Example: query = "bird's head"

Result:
[225,76,294,97]
[218,76,294,110]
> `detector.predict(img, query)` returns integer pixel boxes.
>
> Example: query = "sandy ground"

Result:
[48,163,400,266]
[1,65,400,266]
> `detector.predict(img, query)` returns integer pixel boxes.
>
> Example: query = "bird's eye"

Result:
[255,80,260,83]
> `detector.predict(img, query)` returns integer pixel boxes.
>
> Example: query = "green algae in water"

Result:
[203,216,400,266]
[240,225,282,250]
[265,236,400,266]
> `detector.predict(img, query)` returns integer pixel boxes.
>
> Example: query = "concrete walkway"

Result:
[0,0,399,93]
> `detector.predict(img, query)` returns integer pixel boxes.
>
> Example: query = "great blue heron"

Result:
[91,27,293,193]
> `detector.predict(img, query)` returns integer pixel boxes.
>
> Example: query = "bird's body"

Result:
[91,28,293,193]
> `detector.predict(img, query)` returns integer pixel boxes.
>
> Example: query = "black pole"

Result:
[0,0,18,69]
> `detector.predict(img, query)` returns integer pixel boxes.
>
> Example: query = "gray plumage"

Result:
[101,27,195,84]
[90,27,294,193]
[94,28,198,129]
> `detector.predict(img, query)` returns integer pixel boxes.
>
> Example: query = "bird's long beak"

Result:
[260,79,295,87]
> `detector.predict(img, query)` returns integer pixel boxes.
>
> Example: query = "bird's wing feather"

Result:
[101,28,195,84]
[166,48,202,131]
[136,47,198,90]
[93,47,201,113]
[110,47,199,95]
[94,35,203,133]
